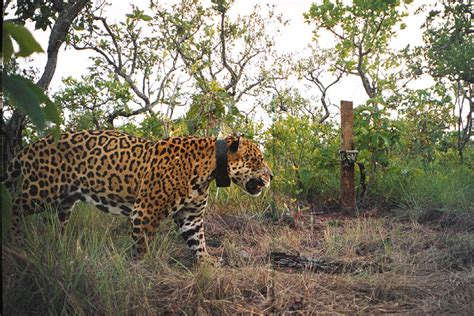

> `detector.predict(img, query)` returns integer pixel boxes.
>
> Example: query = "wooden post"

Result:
[340,100,356,213]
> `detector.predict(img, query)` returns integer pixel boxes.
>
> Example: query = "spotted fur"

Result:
[4,130,273,260]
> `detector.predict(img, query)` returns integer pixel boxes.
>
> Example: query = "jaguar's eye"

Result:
[252,157,262,165]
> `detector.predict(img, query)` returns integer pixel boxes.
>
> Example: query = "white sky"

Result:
[22,0,436,125]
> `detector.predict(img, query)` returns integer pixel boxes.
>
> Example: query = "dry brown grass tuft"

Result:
[2,200,473,314]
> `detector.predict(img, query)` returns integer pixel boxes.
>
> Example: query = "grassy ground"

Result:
[3,189,474,315]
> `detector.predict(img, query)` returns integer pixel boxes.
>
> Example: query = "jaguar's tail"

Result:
[2,155,21,192]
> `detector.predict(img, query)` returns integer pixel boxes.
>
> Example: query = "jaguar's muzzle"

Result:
[245,178,266,196]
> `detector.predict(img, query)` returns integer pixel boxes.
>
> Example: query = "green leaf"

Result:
[299,168,312,186]
[140,14,152,21]
[26,80,62,125]
[43,100,61,124]
[2,32,14,63]
[2,73,60,136]
[4,22,44,58]
[1,184,12,239]
[3,74,46,130]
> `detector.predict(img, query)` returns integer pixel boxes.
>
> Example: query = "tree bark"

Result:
[2,0,90,177]
[1,110,25,178]
[340,100,356,213]
[37,0,90,90]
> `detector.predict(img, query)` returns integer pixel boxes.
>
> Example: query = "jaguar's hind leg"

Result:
[57,202,76,234]
[56,191,87,233]
[130,206,166,260]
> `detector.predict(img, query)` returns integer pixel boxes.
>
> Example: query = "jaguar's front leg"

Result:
[130,204,164,260]
[174,207,209,260]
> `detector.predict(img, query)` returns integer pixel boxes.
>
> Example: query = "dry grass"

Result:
[3,195,474,315]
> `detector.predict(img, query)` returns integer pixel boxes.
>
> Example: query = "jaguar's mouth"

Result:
[245,178,266,196]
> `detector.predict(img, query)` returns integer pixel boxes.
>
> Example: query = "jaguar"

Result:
[4,130,273,260]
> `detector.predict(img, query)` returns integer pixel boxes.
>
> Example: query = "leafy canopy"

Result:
[422,0,473,83]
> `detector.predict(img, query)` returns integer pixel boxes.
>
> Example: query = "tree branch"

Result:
[38,0,91,89]
[356,44,376,99]
[107,107,149,127]
[151,51,180,107]
[307,68,343,123]
[94,16,123,68]
[235,77,266,103]
[71,30,152,108]
[219,9,238,94]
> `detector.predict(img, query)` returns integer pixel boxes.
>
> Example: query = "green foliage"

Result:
[2,22,61,134]
[156,0,286,134]
[125,7,152,21]
[375,154,474,214]
[261,89,472,212]
[265,115,340,202]
[305,0,410,97]
[422,0,473,83]
[186,80,232,135]
[13,0,68,30]
[52,0,288,136]
[397,85,456,161]
[405,1,473,161]
[355,104,401,170]
[303,0,416,185]
[54,75,134,130]
[119,115,167,140]
[2,22,44,62]
[3,74,60,131]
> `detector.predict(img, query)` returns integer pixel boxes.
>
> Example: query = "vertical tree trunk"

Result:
[340,100,356,213]
[1,112,26,178]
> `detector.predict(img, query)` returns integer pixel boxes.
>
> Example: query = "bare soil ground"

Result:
[199,206,474,314]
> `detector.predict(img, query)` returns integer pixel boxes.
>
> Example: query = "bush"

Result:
[263,116,340,203]
[260,113,473,218]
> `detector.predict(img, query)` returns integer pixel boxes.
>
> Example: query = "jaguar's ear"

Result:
[229,135,242,153]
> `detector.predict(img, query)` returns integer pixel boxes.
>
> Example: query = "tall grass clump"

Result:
[3,204,137,314]
[375,156,474,217]
[209,182,275,217]
[3,201,268,315]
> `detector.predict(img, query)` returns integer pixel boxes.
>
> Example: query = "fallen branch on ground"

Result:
[270,252,385,274]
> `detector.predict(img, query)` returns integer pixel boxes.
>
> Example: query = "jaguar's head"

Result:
[225,136,273,196]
